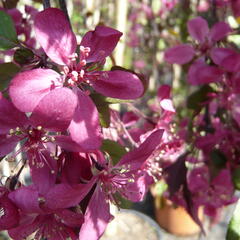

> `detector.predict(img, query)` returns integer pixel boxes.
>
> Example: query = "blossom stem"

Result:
[211,0,218,23]
[43,0,51,9]
[113,111,139,148]
[126,102,155,125]
[58,0,72,30]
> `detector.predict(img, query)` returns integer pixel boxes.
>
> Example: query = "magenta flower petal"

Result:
[232,0,240,17]
[164,44,195,64]
[0,196,20,230]
[188,167,209,192]
[122,111,139,127]
[8,215,40,240]
[68,88,102,150]
[210,48,237,65]
[61,152,92,184]
[157,85,171,100]
[187,17,209,43]
[9,68,61,113]
[160,99,175,112]
[0,135,18,157]
[30,87,77,132]
[33,217,79,240]
[8,186,42,214]
[212,169,234,199]
[0,93,28,134]
[56,209,83,228]
[45,179,96,209]
[118,129,164,170]
[79,187,113,240]
[220,53,240,72]
[210,22,232,42]
[187,60,223,85]
[80,26,122,63]
[34,8,77,65]
[7,8,22,25]
[29,151,57,195]
[55,135,84,152]
[92,70,144,99]
[123,173,148,202]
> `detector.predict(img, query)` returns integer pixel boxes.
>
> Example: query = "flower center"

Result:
[6,126,56,166]
[62,47,102,88]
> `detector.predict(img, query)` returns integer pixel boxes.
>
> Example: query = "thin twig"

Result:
[211,0,218,24]
[43,0,51,9]
[59,0,72,30]
[126,102,156,125]
[113,111,139,148]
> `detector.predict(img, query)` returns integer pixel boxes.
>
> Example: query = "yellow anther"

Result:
[37,126,42,131]
[128,178,135,183]
[41,136,47,142]
[236,16,240,24]
[38,197,45,203]
[9,129,15,135]
[15,127,20,132]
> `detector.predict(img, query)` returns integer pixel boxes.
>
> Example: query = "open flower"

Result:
[0,90,77,166]
[79,129,164,240]
[0,187,20,231]
[165,16,232,65]
[164,17,231,85]
[9,8,144,150]
[7,151,86,240]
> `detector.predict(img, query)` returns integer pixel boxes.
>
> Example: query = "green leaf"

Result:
[104,97,132,104]
[209,149,227,180]
[90,93,110,127]
[226,199,240,240]
[210,149,227,169]
[0,10,18,50]
[101,139,127,165]
[14,48,34,65]
[113,192,132,209]
[154,180,168,196]
[98,104,110,128]
[187,85,213,113]
[233,167,240,190]
[90,92,133,127]
[0,62,20,91]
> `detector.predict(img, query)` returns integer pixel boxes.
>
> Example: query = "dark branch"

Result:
[43,0,50,9]
[58,0,72,30]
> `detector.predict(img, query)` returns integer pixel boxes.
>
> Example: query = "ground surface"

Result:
[101,192,235,240]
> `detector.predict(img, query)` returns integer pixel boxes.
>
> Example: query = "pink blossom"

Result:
[187,58,224,85]
[79,129,164,240]
[165,16,231,65]
[0,187,20,230]
[7,155,85,240]
[0,91,77,162]
[9,8,144,150]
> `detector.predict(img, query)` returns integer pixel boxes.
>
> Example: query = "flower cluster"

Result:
[163,15,240,221]
[0,7,164,240]
[1,1,240,239]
